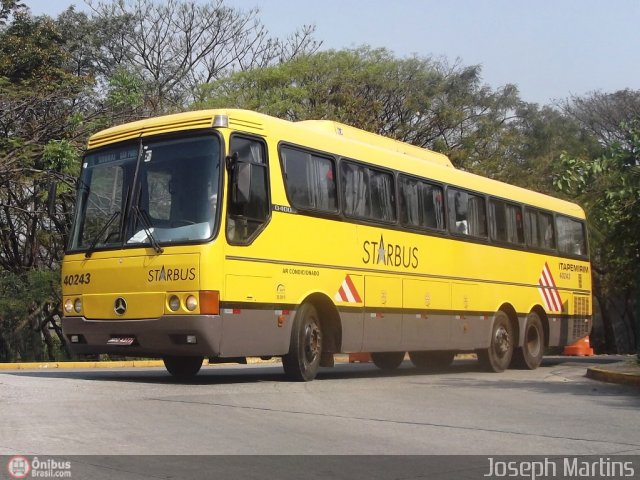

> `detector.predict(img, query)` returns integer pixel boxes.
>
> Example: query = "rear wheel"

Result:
[511,312,544,369]
[282,303,323,381]
[409,351,455,370]
[371,351,405,370]
[477,310,514,372]
[163,356,203,378]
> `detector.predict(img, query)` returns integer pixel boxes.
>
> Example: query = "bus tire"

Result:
[511,312,544,370]
[282,303,322,382]
[163,356,203,378]
[409,351,455,370]
[477,311,514,373]
[371,352,405,370]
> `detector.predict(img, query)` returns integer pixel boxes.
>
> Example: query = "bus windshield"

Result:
[69,134,221,252]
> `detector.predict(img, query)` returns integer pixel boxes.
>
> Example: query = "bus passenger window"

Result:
[369,169,395,222]
[399,176,444,230]
[341,162,369,218]
[340,161,395,223]
[556,216,587,256]
[226,136,269,244]
[525,209,556,250]
[447,188,487,238]
[280,147,337,212]
[489,199,524,245]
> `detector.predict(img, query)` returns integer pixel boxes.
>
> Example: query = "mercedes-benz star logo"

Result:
[114,297,127,316]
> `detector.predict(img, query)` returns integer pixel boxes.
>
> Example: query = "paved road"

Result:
[1,356,638,456]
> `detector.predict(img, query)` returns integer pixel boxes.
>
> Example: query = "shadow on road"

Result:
[4,355,632,389]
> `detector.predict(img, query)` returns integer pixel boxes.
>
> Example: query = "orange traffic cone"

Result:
[563,336,594,356]
[348,352,371,363]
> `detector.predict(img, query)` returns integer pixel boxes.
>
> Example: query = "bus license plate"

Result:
[107,336,136,346]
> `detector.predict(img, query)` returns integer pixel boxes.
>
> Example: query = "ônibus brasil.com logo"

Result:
[7,456,72,478]
[7,456,30,479]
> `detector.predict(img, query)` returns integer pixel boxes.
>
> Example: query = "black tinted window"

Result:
[226,136,269,244]
[399,176,445,230]
[490,199,524,244]
[525,209,555,250]
[281,147,337,212]
[341,161,395,223]
[448,188,487,238]
[556,216,587,256]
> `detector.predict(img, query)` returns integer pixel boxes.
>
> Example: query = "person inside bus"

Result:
[454,191,469,234]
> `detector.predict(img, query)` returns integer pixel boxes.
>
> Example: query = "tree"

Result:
[0,10,91,272]
[559,90,640,353]
[564,89,640,148]
[0,269,66,362]
[0,9,95,361]
[87,0,321,114]
[556,119,640,353]
[0,0,25,25]
[487,103,602,194]
[195,47,520,172]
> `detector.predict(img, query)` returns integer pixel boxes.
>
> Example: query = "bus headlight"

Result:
[64,299,73,313]
[185,295,198,311]
[168,295,180,312]
[73,298,82,313]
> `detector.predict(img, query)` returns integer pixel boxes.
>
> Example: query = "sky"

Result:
[25,0,640,105]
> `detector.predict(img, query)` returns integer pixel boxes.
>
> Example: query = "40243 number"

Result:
[63,273,91,285]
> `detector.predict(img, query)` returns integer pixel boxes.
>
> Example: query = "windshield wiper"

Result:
[132,206,164,254]
[85,210,121,258]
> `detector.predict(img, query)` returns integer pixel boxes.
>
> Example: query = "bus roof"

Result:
[295,120,453,168]
[86,109,585,219]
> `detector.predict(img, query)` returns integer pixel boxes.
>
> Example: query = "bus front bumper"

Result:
[61,315,222,358]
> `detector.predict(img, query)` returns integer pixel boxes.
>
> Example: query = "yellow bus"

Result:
[59,109,592,381]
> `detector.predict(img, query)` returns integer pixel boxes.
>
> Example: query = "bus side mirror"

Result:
[47,181,57,217]
[233,162,252,205]
[227,153,251,206]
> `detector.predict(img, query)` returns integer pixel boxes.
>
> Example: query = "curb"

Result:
[586,366,640,387]
[0,354,476,371]
[0,357,283,371]
[0,360,165,370]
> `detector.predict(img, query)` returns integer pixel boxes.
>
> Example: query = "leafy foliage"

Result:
[0,0,25,25]
[556,119,639,352]
[486,104,602,193]
[88,0,321,113]
[195,47,521,171]
[564,89,640,148]
[556,123,640,289]
[0,269,63,361]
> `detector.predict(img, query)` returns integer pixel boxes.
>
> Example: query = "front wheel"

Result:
[477,311,514,373]
[511,312,544,369]
[282,303,323,381]
[163,356,203,378]
[371,351,405,370]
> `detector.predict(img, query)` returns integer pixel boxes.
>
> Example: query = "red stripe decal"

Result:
[541,270,560,311]
[344,275,362,303]
[544,262,559,289]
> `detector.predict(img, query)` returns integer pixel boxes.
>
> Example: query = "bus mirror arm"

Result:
[225,152,239,172]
